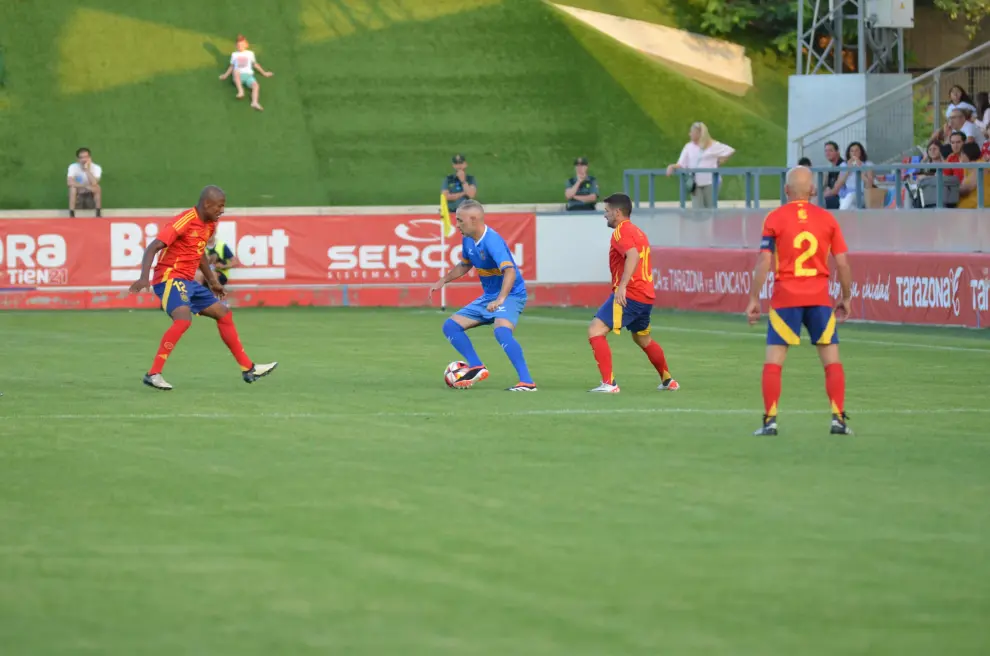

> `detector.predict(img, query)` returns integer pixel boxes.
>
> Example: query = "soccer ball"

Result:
[444,361,469,388]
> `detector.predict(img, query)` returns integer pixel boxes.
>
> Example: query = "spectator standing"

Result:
[975,91,990,129]
[945,85,977,121]
[67,147,102,217]
[219,35,273,112]
[821,140,845,210]
[834,142,875,209]
[956,142,990,209]
[666,122,735,209]
[564,157,599,211]
[442,154,477,213]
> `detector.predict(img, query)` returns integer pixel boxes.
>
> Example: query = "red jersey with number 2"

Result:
[610,220,655,303]
[760,200,848,309]
[152,208,216,285]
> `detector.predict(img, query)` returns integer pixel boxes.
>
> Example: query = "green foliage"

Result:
[685,0,799,54]
[934,0,990,38]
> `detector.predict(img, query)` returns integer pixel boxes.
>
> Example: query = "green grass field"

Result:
[1,307,988,654]
[0,0,788,209]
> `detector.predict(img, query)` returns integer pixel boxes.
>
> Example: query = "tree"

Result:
[933,0,990,38]
[689,0,987,53]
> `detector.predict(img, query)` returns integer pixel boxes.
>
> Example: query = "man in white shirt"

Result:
[67,147,102,217]
[219,35,274,111]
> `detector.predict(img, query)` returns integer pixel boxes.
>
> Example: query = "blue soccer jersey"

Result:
[460,227,526,299]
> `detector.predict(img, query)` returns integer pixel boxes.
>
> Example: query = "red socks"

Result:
[149,319,191,374]
[641,340,671,381]
[217,312,254,371]
[825,363,846,415]
[762,363,782,417]
[589,335,614,384]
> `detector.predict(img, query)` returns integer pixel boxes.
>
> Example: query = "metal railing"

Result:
[623,163,990,210]
[791,41,990,164]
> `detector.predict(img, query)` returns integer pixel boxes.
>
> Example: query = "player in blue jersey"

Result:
[429,200,537,391]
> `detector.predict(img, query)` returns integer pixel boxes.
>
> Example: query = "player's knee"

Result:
[588,322,608,339]
[442,318,463,338]
[493,325,514,345]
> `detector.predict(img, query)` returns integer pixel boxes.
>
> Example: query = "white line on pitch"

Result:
[4,407,988,421]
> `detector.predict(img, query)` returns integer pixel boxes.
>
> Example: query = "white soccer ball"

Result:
[444,361,469,388]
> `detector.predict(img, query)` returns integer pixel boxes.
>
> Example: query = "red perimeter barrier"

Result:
[652,248,990,328]
[0,214,611,310]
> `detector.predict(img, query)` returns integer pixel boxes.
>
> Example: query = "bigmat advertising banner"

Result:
[0,214,534,287]
[0,214,555,309]
[652,247,990,328]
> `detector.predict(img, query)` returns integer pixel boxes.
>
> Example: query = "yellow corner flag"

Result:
[440,194,451,236]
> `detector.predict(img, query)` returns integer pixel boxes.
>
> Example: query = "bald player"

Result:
[746,166,854,436]
[129,186,277,390]
[429,200,536,391]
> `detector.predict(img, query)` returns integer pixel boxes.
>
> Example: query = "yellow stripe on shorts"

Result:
[612,300,622,335]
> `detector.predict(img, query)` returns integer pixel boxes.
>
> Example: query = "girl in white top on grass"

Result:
[219,35,274,112]
[666,122,735,209]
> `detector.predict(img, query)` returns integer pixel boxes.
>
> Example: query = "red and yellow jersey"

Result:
[152,208,216,285]
[610,219,655,303]
[760,200,848,308]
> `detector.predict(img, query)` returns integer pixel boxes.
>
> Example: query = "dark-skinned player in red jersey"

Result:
[128,186,277,390]
[746,166,854,436]
[587,193,678,393]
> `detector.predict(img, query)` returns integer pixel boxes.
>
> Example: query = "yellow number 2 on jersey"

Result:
[793,231,819,277]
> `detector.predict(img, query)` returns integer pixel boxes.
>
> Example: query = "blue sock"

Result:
[443,319,483,367]
[494,326,533,384]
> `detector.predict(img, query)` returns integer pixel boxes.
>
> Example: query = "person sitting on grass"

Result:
[219,35,273,111]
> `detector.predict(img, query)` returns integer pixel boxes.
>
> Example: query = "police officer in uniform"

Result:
[442,154,477,212]
[565,157,599,211]
[196,235,240,287]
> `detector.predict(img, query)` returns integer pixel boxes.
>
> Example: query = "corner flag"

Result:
[440,193,452,236]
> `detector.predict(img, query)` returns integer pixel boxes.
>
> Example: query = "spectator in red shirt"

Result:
[944,131,966,181]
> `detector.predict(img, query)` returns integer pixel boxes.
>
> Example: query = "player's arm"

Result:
[129,239,168,293]
[219,64,233,80]
[831,224,853,321]
[614,247,640,307]
[746,225,775,324]
[432,261,473,288]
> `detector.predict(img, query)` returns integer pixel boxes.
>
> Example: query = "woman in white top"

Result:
[666,122,735,209]
[945,85,978,121]
[834,141,875,210]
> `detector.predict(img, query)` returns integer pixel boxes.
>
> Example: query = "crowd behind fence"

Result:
[623,163,990,211]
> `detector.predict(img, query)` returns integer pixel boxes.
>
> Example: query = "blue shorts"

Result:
[153,278,220,316]
[767,306,839,346]
[456,294,526,326]
[239,72,256,88]
[594,293,653,334]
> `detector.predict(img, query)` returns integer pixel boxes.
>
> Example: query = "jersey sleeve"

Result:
[459,238,471,266]
[487,236,515,271]
[230,52,237,66]
[157,218,191,247]
[760,212,778,252]
[612,228,638,254]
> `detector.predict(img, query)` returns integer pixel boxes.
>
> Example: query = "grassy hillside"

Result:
[0,0,788,209]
